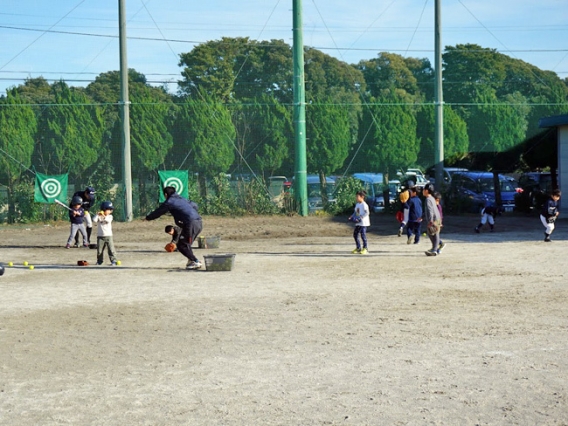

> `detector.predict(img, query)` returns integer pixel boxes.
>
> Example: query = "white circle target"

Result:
[164,177,184,194]
[41,178,62,198]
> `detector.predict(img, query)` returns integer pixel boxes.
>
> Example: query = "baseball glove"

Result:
[547,216,556,224]
[426,221,440,236]
[77,260,89,266]
[165,242,177,252]
[348,215,361,223]
[395,211,404,223]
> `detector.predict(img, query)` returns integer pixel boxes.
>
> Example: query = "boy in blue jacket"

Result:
[406,187,423,244]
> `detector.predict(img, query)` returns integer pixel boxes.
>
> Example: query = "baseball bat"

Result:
[54,199,73,211]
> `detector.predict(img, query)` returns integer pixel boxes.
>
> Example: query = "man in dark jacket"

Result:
[73,186,96,247]
[145,186,203,269]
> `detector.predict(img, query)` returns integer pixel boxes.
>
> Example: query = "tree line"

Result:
[1,38,567,218]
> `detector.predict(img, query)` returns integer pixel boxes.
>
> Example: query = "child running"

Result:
[93,201,118,265]
[397,189,410,237]
[541,189,561,242]
[474,202,500,233]
[349,190,370,254]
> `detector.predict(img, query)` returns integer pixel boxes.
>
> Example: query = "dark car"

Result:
[448,172,518,213]
[516,172,554,212]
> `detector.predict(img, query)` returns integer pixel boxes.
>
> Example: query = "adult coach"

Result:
[73,186,96,247]
[423,183,441,257]
[144,186,203,269]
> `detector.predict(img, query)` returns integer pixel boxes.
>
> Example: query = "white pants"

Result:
[84,211,93,228]
[480,213,494,226]
[540,215,555,234]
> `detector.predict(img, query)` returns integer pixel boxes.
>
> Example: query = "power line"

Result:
[2,25,567,54]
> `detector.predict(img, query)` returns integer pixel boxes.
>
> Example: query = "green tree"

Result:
[178,37,293,103]
[306,97,352,204]
[357,52,422,100]
[416,104,469,167]
[34,81,103,180]
[172,96,235,196]
[359,91,419,178]
[0,89,37,222]
[230,94,292,178]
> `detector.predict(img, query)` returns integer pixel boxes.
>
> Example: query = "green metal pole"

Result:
[292,0,308,216]
[118,0,133,221]
[434,0,444,187]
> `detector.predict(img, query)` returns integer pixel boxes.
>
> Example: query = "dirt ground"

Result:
[0,213,567,425]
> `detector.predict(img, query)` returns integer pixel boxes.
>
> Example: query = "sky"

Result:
[1,0,567,95]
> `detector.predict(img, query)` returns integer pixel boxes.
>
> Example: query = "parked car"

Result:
[426,167,469,187]
[267,176,288,198]
[352,173,394,213]
[398,170,430,190]
[449,172,518,213]
[516,172,555,212]
[306,175,336,213]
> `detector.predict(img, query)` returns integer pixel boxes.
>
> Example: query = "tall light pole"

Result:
[434,0,444,186]
[118,0,133,221]
[292,0,308,216]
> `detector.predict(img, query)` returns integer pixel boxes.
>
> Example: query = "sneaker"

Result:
[65,244,71,249]
[360,248,368,255]
[111,261,117,266]
[438,242,446,253]
[73,243,79,248]
[474,227,480,233]
[96,261,103,265]
[425,249,438,256]
[544,234,551,242]
[397,228,403,237]
[407,236,413,245]
[83,243,89,248]
[186,260,202,270]
[351,248,361,254]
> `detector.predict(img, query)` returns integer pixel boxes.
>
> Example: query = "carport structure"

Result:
[539,113,568,214]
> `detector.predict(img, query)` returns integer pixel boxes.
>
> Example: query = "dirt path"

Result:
[0,214,566,425]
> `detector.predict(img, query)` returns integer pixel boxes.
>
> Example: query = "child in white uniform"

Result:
[349,190,371,254]
[93,201,118,265]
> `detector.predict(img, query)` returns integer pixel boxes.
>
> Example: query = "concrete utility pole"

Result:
[118,0,133,221]
[434,0,444,187]
[292,0,308,216]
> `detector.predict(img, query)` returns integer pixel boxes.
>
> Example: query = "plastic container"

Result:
[204,253,235,271]
[198,235,221,249]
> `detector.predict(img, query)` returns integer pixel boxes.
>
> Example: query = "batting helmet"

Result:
[100,201,114,211]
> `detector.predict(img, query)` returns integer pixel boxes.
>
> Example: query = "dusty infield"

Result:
[0,214,567,425]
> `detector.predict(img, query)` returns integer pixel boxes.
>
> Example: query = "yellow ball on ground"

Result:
[8,262,13,267]
[116,261,121,266]
[23,261,28,266]
[29,265,34,270]
[422,233,427,236]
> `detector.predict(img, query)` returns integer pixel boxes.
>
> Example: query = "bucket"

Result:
[198,235,221,249]
[203,253,235,271]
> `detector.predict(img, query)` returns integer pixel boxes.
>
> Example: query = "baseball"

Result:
[28,265,34,270]
[23,261,28,266]
[116,261,121,266]
[8,261,13,267]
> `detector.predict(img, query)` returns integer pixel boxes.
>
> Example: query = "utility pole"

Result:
[292,0,308,216]
[434,0,444,187]
[118,0,133,221]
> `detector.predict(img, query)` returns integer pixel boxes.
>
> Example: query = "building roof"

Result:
[539,114,568,128]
